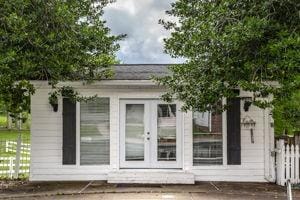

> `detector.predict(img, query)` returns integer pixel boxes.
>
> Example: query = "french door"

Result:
[119,100,182,168]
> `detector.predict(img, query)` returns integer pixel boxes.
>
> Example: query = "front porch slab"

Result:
[107,170,195,184]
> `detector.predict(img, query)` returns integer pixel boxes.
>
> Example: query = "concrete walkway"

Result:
[9,193,294,200]
[1,181,299,199]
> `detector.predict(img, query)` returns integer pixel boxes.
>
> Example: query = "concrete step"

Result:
[107,170,195,184]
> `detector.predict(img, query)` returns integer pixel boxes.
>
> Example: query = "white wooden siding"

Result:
[30,84,274,182]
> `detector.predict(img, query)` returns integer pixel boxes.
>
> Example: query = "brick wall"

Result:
[211,113,222,133]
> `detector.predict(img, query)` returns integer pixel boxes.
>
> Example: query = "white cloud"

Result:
[103,0,183,64]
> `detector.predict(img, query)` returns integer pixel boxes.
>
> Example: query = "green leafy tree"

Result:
[158,0,300,112]
[0,0,124,118]
[273,90,300,135]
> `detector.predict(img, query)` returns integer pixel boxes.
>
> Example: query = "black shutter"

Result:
[227,94,241,165]
[62,98,76,165]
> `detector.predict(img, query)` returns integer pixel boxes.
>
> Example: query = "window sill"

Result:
[191,164,245,170]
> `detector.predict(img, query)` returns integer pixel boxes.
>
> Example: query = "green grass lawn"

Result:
[0,115,6,128]
[0,114,31,130]
[0,130,30,140]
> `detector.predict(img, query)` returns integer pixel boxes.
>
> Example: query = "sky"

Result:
[103,0,182,64]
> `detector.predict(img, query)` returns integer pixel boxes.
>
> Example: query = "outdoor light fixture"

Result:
[241,116,256,143]
[241,97,253,112]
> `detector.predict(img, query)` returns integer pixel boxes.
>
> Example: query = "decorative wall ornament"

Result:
[241,116,256,143]
[241,116,256,128]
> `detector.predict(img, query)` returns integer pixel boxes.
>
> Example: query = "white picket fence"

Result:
[5,141,30,155]
[0,157,30,178]
[0,140,30,178]
[276,139,300,186]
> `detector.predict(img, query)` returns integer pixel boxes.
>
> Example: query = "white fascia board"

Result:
[30,80,158,88]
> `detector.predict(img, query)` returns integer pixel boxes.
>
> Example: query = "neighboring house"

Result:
[30,64,275,184]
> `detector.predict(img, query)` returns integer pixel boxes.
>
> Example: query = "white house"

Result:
[30,64,275,184]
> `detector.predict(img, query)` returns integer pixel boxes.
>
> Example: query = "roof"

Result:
[110,64,171,80]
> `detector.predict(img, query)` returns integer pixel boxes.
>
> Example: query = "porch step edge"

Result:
[107,171,195,184]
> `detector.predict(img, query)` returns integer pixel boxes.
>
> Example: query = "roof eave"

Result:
[30,79,159,88]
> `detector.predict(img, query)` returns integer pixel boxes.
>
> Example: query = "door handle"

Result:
[146,132,150,140]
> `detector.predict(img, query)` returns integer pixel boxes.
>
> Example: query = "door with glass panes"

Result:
[119,100,182,168]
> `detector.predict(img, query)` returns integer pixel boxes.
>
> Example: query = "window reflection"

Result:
[125,104,145,161]
[80,98,110,165]
[193,110,223,165]
[157,104,176,161]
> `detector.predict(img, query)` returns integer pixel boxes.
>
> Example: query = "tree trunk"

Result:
[6,112,12,129]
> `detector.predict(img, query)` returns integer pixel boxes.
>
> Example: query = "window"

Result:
[157,104,176,161]
[80,98,110,165]
[125,104,145,161]
[193,110,223,165]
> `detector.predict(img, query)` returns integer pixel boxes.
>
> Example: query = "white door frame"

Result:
[119,99,182,169]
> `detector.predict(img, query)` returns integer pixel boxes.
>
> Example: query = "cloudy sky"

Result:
[103,0,182,64]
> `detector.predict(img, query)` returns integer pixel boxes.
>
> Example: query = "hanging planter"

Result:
[49,92,59,112]
[52,103,58,112]
[48,86,98,112]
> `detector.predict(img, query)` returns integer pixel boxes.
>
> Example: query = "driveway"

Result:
[1,181,299,199]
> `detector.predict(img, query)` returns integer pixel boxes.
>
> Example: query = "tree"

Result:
[273,90,300,135]
[0,0,124,117]
[158,0,300,112]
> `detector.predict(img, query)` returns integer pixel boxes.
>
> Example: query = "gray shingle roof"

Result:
[110,64,171,80]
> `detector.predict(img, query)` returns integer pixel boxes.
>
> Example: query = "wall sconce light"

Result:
[241,97,252,112]
[241,116,256,143]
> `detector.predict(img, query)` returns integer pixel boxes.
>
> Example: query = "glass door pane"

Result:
[157,104,176,161]
[125,104,145,161]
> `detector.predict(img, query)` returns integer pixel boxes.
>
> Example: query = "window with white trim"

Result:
[80,98,110,165]
[193,110,223,165]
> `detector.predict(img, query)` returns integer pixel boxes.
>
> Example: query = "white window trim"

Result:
[191,98,228,169]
